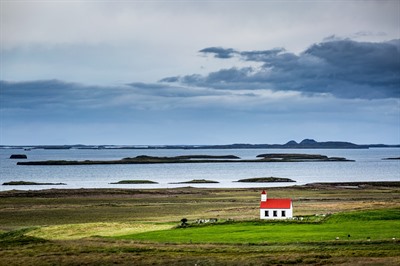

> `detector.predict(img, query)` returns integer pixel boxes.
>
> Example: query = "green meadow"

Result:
[1,184,399,265]
[118,209,400,244]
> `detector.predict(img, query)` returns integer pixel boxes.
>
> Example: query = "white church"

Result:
[260,190,293,219]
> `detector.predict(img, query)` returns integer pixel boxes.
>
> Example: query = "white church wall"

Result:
[260,206,293,219]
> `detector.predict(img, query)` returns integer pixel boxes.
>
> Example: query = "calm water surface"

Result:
[0,148,399,191]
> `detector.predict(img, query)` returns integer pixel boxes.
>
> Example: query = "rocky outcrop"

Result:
[110,180,158,184]
[256,153,353,162]
[236,177,295,183]
[9,154,27,159]
[169,179,219,184]
[3,181,66,185]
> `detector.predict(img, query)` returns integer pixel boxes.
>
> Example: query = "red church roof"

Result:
[260,199,292,209]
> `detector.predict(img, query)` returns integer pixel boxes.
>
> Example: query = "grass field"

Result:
[117,209,400,243]
[27,222,173,240]
[1,183,400,265]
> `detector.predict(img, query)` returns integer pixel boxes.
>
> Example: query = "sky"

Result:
[1,0,399,145]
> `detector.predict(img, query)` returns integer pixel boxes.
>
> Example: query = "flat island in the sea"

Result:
[383,157,400,160]
[169,179,219,184]
[236,177,296,183]
[16,153,354,165]
[2,181,66,186]
[110,180,158,184]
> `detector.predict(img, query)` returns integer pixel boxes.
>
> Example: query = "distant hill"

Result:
[284,139,364,149]
[194,139,369,149]
[1,139,399,149]
[186,139,400,149]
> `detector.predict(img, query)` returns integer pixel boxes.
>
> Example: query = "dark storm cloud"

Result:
[198,46,286,61]
[158,76,180,83]
[239,48,286,62]
[166,39,400,99]
[199,47,238,59]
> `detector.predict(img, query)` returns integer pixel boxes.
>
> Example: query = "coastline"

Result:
[1,181,400,197]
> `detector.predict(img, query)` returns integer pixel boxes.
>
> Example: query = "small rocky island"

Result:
[2,181,66,186]
[256,153,352,162]
[236,177,296,183]
[382,157,400,160]
[9,154,27,159]
[170,179,219,184]
[16,153,353,166]
[110,180,158,184]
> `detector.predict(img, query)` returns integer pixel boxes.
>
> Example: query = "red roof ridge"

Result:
[264,198,291,200]
[260,198,292,209]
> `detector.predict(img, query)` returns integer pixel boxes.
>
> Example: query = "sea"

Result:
[0,148,399,191]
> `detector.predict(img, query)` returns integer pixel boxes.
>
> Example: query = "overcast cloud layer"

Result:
[164,39,400,99]
[1,1,399,145]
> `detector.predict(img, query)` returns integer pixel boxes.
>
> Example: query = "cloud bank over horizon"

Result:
[2,38,399,145]
[1,1,399,145]
[163,39,400,100]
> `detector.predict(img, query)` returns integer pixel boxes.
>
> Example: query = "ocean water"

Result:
[0,148,399,191]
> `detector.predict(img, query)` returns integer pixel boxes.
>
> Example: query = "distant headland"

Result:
[1,139,399,150]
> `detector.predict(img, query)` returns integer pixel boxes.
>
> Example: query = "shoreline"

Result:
[1,181,400,197]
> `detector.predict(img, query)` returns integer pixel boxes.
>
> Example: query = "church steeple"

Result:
[261,190,267,202]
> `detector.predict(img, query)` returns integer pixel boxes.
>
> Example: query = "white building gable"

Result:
[259,190,293,219]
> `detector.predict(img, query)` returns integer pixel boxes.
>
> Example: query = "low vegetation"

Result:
[0,228,46,247]
[0,183,399,265]
[117,209,400,243]
[27,222,172,240]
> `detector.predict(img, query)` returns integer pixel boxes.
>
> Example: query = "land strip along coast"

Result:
[16,153,353,165]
